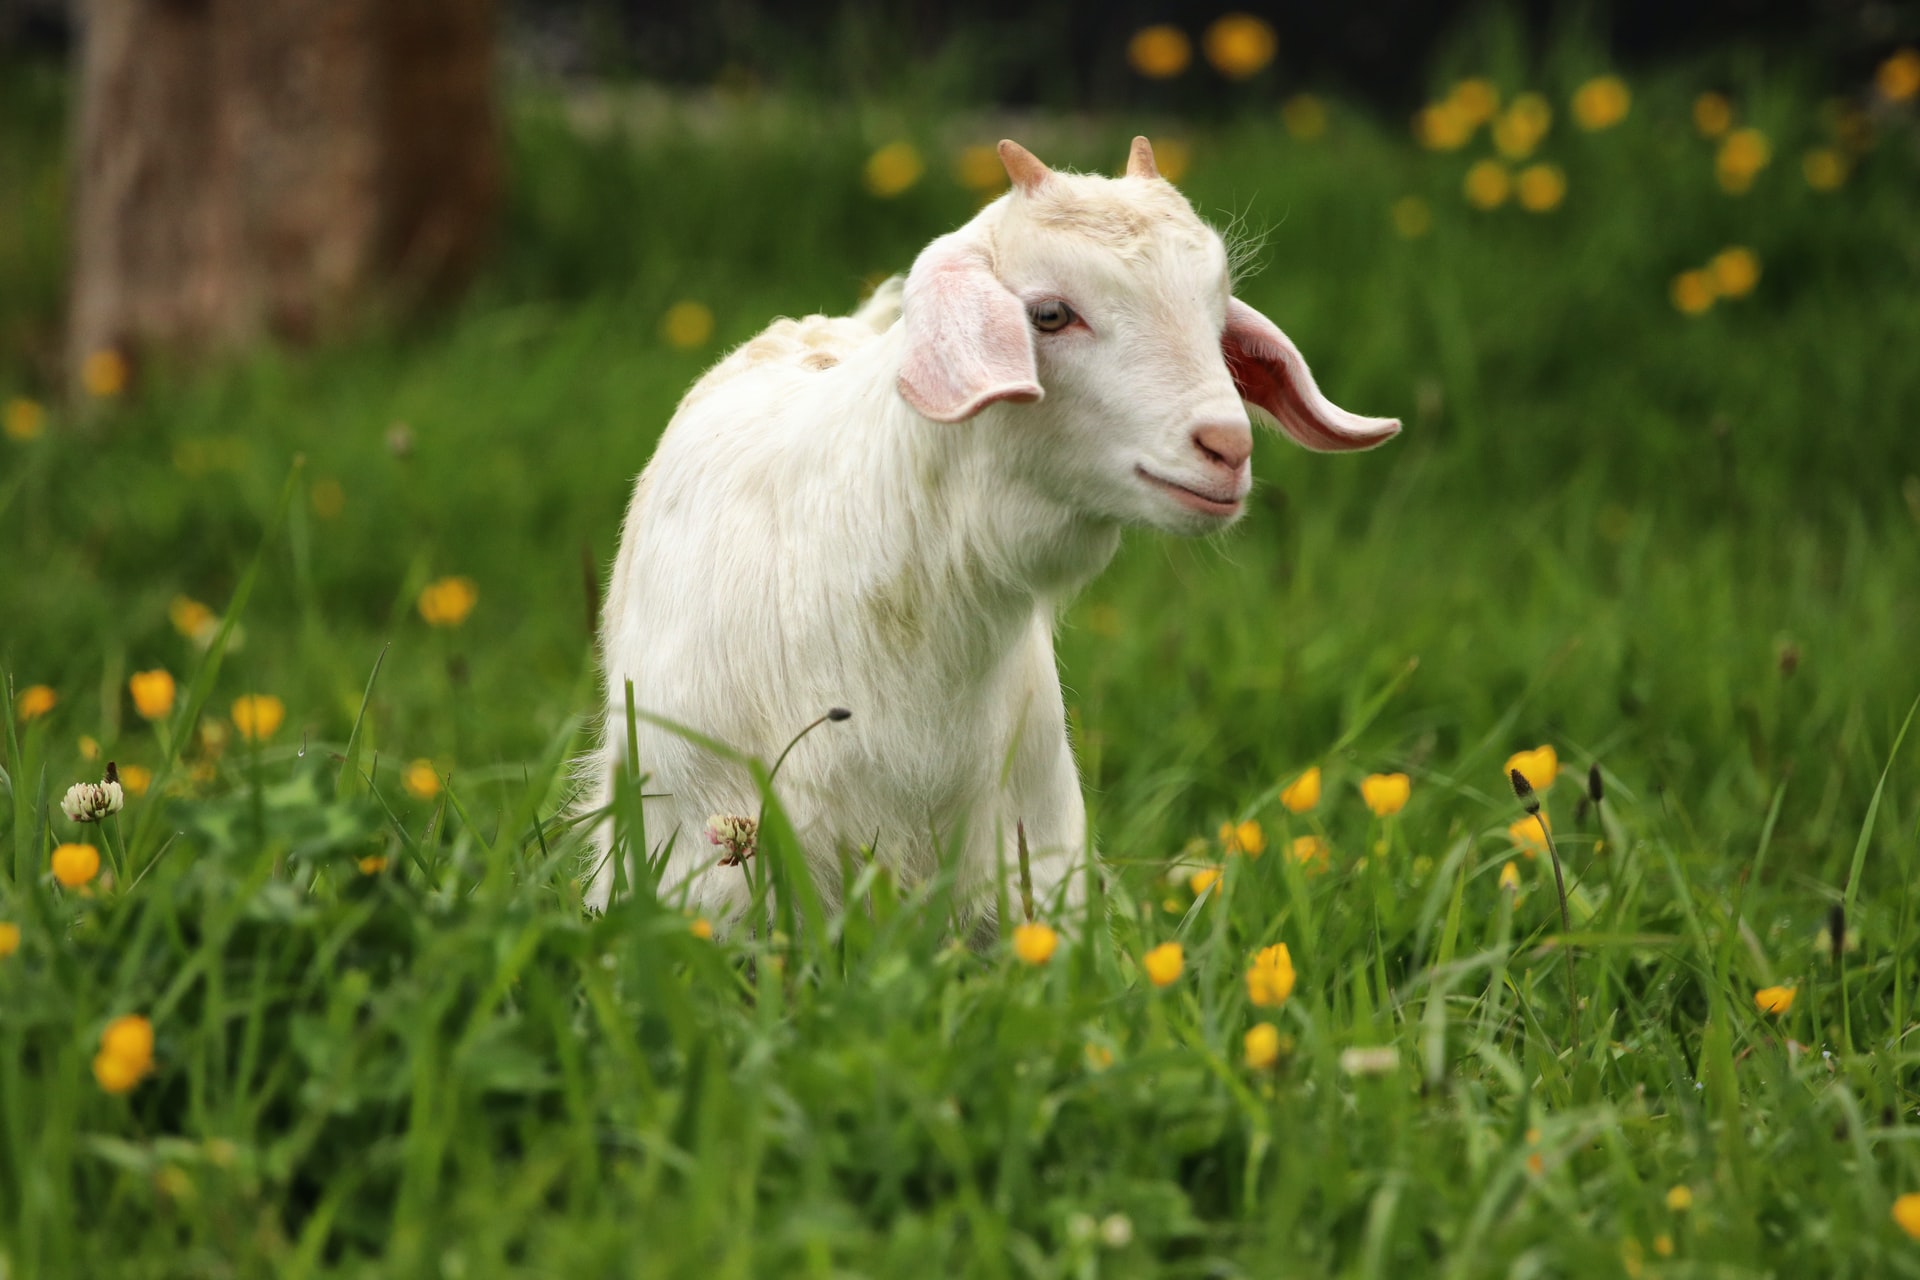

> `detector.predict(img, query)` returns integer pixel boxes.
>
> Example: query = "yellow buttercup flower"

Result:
[1692,91,1733,139]
[230,694,285,743]
[82,349,129,399]
[16,684,56,722]
[169,595,216,641]
[418,576,478,628]
[1504,745,1559,791]
[1710,246,1760,298]
[1508,814,1551,859]
[1802,147,1848,191]
[690,917,714,940]
[1516,163,1567,212]
[1892,1193,1920,1240]
[1877,47,1920,102]
[128,669,176,721]
[1012,921,1059,965]
[4,396,44,441]
[1142,942,1184,987]
[1279,766,1321,813]
[1244,1022,1282,1069]
[954,144,1007,193]
[1281,94,1327,140]
[1188,866,1222,896]
[1666,1185,1694,1212]
[1464,159,1511,210]
[1492,93,1552,159]
[1754,985,1796,1015]
[1671,269,1717,315]
[93,1014,154,1093]
[357,854,388,875]
[1290,835,1330,874]
[1499,860,1522,891]
[0,922,19,958]
[1246,943,1296,1008]
[1571,75,1631,130]
[661,301,714,350]
[51,843,100,888]
[1415,101,1475,151]
[1716,128,1771,194]
[1448,78,1500,126]
[1202,13,1276,80]
[1391,196,1432,239]
[1220,819,1266,857]
[863,141,924,198]
[1360,772,1411,817]
[119,764,152,797]
[403,759,442,801]
[1127,25,1191,79]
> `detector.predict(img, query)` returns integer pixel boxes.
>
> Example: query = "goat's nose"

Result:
[1191,421,1253,473]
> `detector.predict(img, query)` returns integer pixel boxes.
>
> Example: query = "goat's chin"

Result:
[1130,467,1247,533]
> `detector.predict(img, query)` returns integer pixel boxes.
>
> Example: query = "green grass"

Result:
[5,41,1920,1276]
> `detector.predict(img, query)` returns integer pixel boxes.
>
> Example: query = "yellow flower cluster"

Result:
[1492,93,1553,159]
[403,759,442,801]
[129,669,176,721]
[1360,772,1410,817]
[1127,24,1190,79]
[93,1014,154,1094]
[1012,921,1059,966]
[16,683,57,722]
[418,576,478,628]
[1754,985,1796,1015]
[1127,16,1275,80]
[83,349,129,399]
[1672,247,1761,316]
[0,921,20,958]
[1246,942,1295,1007]
[1279,766,1320,813]
[52,842,100,888]
[1716,128,1771,194]
[1571,76,1631,130]
[1508,813,1550,859]
[1894,1192,1920,1240]
[231,694,286,742]
[864,142,924,198]
[1878,47,1920,102]
[1244,1022,1283,1069]
[1505,745,1559,791]
[1142,941,1183,987]
[1219,819,1266,857]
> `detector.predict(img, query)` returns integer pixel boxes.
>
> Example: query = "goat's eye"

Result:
[1028,299,1076,332]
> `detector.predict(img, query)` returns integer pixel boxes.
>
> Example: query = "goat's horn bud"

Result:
[998,139,1051,193]
[1125,135,1158,180]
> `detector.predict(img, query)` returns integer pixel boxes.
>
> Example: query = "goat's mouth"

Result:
[1135,466,1243,518]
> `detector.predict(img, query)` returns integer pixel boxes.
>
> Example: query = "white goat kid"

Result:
[584,137,1398,924]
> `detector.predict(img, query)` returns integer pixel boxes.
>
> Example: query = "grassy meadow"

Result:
[5,31,1920,1277]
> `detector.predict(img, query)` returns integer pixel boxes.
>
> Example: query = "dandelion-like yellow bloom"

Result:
[82,349,129,399]
[0,922,19,958]
[954,144,1007,193]
[1464,159,1511,210]
[1666,1185,1694,1212]
[1505,745,1559,791]
[1220,819,1266,857]
[1279,766,1321,813]
[1188,866,1222,896]
[16,684,56,722]
[1012,921,1059,965]
[1203,14,1276,80]
[1893,1192,1920,1240]
[169,595,216,641]
[93,1014,154,1094]
[310,478,346,520]
[1716,128,1771,194]
[1572,75,1631,130]
[1507,814,1550,859]
[864,141,924,198]
[1754,985,1796,1015]
[1492,93,1552,159]
[128,669,176,721]
[418,576,478,628]
[690,917,714,940]
[1449,78,1500,126]
[1671,269,1718,316]
[1802,147,1848,191]
[1516,163,1567,212]
[1360,772,1411,817]
[357,854,387,875]
[403,760,441,801]
[1391,196,1432,239]
[1281,94,1327,140]
[1244,1022,1282,1068]
[661,301,715,350]
[4,396,44,441]
[1246,942,1295,1007]
[1499,860,1522,891]
[51,843,99,888]
[1415,102,1475,151]
[1877,47,1920,102]
[1290,834,1330,874]
[1142,941,1184,987]
[1709,247,1760,298]
[119,764,152,797]
[230,694,285,742]
[1693,91,1734,139]
[1127,24,1191,79]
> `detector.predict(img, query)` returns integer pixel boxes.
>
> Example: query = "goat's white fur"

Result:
[581,139,1398,925]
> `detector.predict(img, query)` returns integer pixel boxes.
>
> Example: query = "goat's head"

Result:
[896,137,1399,534]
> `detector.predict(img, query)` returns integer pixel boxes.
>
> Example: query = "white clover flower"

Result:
[1098,1214,1134,1248]
[62,778,125,823]
[1337,1045,1400,1078]
[705,814,758,865]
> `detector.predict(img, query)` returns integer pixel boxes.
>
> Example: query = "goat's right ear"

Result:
[897,235,1042,423]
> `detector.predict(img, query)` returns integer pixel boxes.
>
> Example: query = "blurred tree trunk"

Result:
[67,0,500,391]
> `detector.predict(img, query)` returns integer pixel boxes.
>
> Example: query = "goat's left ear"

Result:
[1222,298,1400,451]
[897,234,1042,423]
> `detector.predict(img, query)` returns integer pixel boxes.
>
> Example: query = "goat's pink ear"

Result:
[1222,297,1400,452]
[897,235,1042,423]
